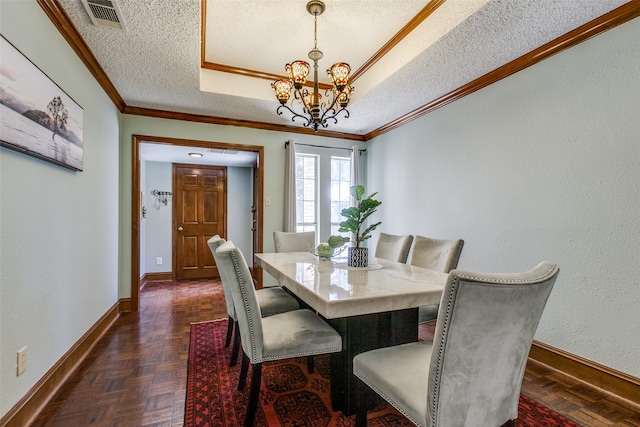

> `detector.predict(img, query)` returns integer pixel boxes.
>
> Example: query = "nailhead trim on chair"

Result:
[357,375,423,426]
[230,249,260,363]
[454,264,558,284]
[428,263,560,426]
[228,248,341,363]
[429,275,459,427]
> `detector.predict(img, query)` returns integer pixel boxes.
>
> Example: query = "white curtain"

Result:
[284,140,296,232]
[350,145,360,203]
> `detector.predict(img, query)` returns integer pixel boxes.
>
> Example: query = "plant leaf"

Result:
[338,218,359,232]
[340,207,360,220]
[328,235,350,248]
[360,221,382,240]
[350,185,365,201]
[360,198,381,211]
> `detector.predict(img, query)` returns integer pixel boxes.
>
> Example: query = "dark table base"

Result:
[327,307,419,415]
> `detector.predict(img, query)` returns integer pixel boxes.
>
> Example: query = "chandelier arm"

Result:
[319,105,351,127]
[319,87,335,112]
[276,105,312,127]
[318,92,343,122]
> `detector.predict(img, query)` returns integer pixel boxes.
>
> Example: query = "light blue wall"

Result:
[144,162,173,273]
[367,17,640,377]
[227,167,253,258]
[0,1,120,416]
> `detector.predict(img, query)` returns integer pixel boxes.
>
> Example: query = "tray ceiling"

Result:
[56,0,632,137]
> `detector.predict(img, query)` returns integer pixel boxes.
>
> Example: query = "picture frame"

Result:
[1,35,84,171]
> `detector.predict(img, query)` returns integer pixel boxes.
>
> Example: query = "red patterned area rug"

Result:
[185,319,582,427]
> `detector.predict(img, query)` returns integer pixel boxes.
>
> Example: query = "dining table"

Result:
[254,251,448,415]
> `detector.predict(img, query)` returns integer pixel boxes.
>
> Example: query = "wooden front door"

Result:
[174,164,226,280]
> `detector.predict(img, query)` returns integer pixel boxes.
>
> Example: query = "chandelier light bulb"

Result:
[328,62,351,91]
[284,61,310,90]
[335,85,353,109]
[271,79,293,105]
[302,90,321,111]
[286,61,310,90]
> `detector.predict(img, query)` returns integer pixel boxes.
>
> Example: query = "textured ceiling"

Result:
[57,0,629,137]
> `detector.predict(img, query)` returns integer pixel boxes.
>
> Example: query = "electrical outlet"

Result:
[156,257,162,265]
[17,347,27,376]
[265,197,271,206]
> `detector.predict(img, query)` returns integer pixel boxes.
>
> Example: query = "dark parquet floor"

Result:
[31,279,639,426]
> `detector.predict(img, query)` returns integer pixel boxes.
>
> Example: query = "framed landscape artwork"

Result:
[0,35,83,171]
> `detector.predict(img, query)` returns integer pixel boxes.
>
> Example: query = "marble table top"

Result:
[255,252,448,319]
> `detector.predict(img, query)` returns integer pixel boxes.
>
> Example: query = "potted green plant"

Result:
[329,185,381,267]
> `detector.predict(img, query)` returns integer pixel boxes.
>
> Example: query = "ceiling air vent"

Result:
[207,149,239,155]
[80,0,126,30]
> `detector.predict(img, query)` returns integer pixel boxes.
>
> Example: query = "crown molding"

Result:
[122,106,365,141]
[38,0,639,142]
[351,0,446,83]
[364,1,640,140]
[201,61,335,91]
[37,0,126,111]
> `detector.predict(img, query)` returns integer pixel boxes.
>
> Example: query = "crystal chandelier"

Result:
[271,0,354,132]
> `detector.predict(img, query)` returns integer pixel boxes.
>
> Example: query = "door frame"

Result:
[131,134,264,311]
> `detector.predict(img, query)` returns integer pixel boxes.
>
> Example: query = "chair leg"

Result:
[224,317,234,348]
[230,321,240,367]
[306,356,314,374]
[244,363,262,427]
[238,353,250,391]
[355,411,367,427]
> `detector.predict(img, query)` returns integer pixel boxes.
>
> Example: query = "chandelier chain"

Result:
[314,15,318,51]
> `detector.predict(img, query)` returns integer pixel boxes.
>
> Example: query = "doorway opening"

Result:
[130,134,264,312]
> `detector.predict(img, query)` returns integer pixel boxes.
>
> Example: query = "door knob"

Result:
[178,227,184,231]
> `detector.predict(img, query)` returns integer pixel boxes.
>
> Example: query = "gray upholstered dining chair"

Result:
[207,235,300,366]
[273,230,319,372]
[215,240,343,427]
[353,261,559,427]
[273,230,316,252]
[374,232,414,263]
[409,236,464,324]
